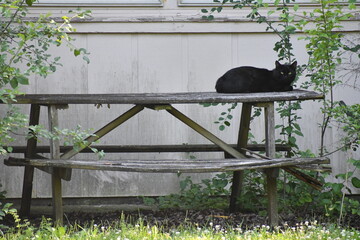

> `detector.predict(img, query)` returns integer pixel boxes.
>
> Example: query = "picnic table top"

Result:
[4,90,323,105]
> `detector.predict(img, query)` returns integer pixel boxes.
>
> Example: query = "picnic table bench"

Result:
[3,90,330,226]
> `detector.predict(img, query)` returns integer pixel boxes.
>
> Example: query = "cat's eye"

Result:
[288,72,292,75]
[280,72,284,75]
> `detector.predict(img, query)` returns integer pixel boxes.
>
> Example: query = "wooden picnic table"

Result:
[3,90,329,226]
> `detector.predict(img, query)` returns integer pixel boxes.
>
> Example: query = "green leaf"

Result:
[219,125,225,131]
[348,159,360,168]
[285,25,296,33]
[201,9,208,13]
[201,103,212,107]
[288,136,297,145]
[336,173,352,180]
[294,130,304,137]
[17,76,29,85]
[293,4,299,11]
[10,79,18,89]
[352,177,360,188]
[74,49,81,56]
[293,123,301,131]
[268,10,275,16]
[83,55,90,64]
[26,0,34,6]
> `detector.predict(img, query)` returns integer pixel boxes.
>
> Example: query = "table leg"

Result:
[263,102,279,226]
[229,103,252,212]
[48,105,63,225]
[20,104,40,218]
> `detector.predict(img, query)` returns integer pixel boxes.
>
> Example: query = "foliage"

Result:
[144,173,231,210]
[0,106,28,155]
[0,0,90,89]
[0,0,96,230]
[27,125,105,159]
[294,0,359,221]
[202,0,304,156]
[237,170,267,214]
[201,103,237,131]
[0,0,92,154]
[331,103,360,152]
[295,0,355,156]
[1,214,360,240]
[275,101,303,154]
[199,0,360,222]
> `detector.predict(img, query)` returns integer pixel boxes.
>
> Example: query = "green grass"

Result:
[1,217,359,240]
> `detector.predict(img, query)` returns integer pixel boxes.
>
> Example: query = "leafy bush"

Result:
[144,173,231,210]
[199,0,360,222]
[0,0,93,229]
[0,0,90,89]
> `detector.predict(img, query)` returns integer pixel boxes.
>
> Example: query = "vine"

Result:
[200,0,360,220]
[0,0,98,228]
[203,0,303,155]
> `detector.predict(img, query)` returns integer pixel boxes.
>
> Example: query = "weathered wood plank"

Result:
[20,104,40,218]
[3,90,323,105]
[48,105,64,225]
[242,148,324,190]
[263,102,278,227]
[230,103,252,212]
[7,143,291,153]
[5,157,330,173]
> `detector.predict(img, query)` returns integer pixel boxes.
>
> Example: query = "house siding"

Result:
[1,1,359,198]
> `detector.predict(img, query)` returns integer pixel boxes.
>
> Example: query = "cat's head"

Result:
[273,61,297,84]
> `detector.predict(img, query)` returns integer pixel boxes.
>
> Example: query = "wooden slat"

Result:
[242,148,325,190]
[4,90,323,105]
[7,144,291,153]
[5,157,330,173]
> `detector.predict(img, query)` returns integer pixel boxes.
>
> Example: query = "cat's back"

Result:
[215,66,270,93]
[223,66,268,75]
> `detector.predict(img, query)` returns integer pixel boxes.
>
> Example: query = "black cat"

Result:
[215,61,297,93]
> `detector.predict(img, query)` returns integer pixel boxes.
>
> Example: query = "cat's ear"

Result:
[291,61,297,69]
[275,61,281,68]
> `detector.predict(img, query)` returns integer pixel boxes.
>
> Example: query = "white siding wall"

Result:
[1,1,359,198]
